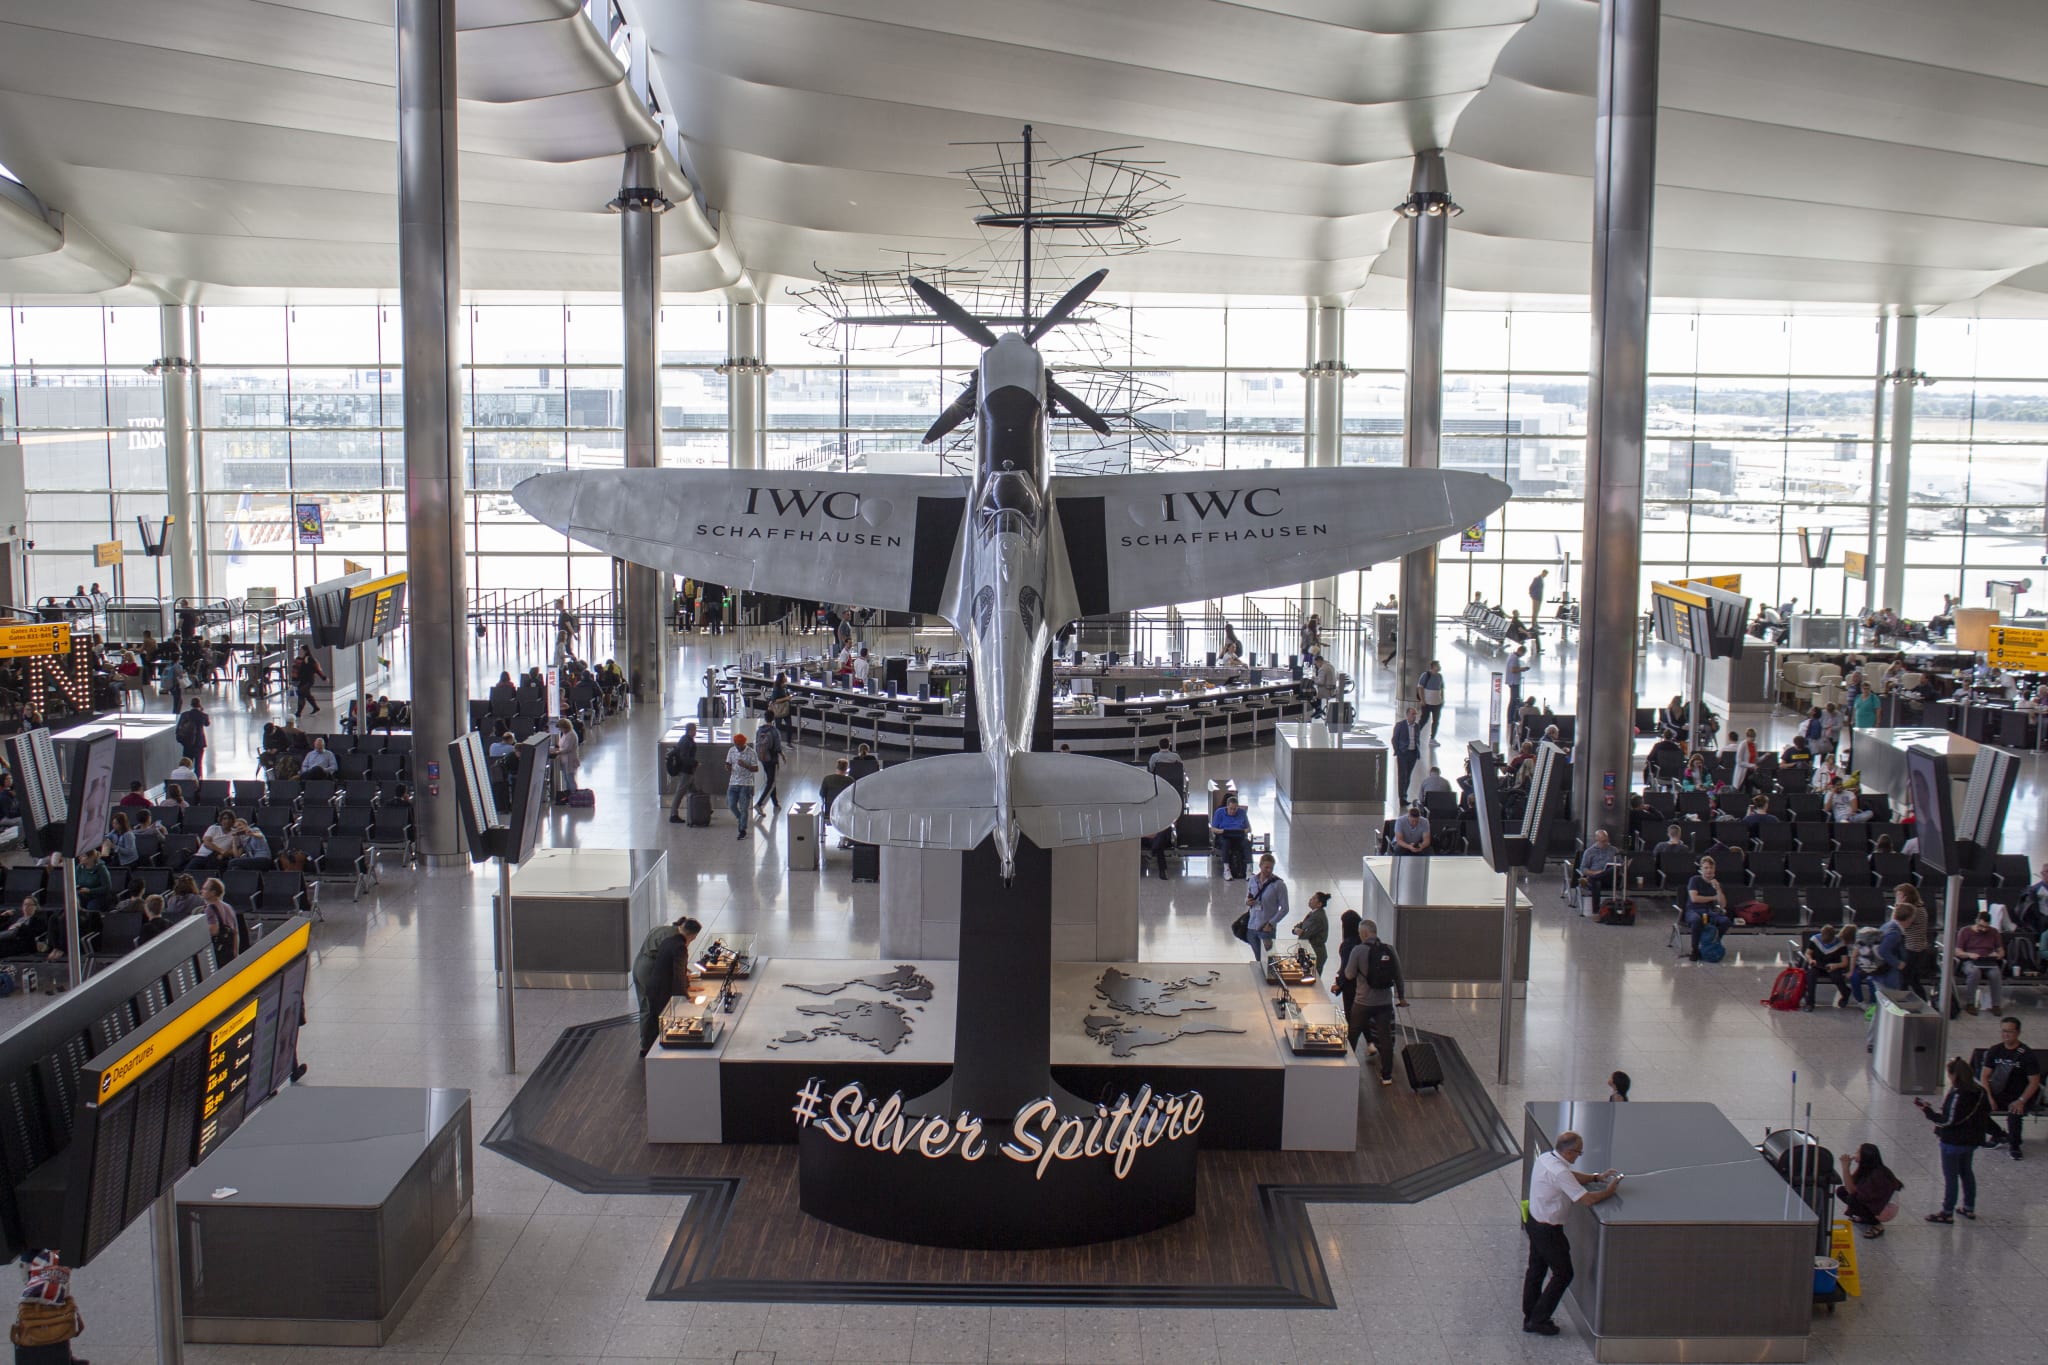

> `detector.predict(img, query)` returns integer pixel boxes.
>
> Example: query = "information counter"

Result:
[492,848,666,989]
[1521,1101,1815,1363]
[646,957,1358,1150]
[1274,723,1387,817]
[53,716,181,794]
[1854,726,1978,805]
[1362,856,1530,998]
[177,1086,472,1346]
[737,673,1310,758]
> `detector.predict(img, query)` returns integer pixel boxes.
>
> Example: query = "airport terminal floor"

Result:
[18,624,2048,1365]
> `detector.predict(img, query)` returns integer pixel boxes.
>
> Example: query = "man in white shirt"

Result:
[1523,1131,1623,1336]
[1506,646,1528,718]
[299,737,338,777]
[852,646,872,686]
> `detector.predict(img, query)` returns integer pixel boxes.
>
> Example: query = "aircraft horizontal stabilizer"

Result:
[827,752,1185,855]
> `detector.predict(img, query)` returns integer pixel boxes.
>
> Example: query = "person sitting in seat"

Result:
[1211,796,1252,880]
[819,759,854,816]
[1826,777,1872,823]
[189,809,239,869]
[1391,804,1431,857]
[228,820,273,871]
[1418,766,1455,800]
[848,743,883,782]
[1805,923,1853,1010]
[138,894,171,943]
[1146,737,1181,773]
[103,812,138,868]
[299,737,338,778]
[1577,829,1621,904]
[1741,794,1779,837]
[119,780,152,811]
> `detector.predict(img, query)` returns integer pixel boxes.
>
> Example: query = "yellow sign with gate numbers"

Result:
[1988,625,2048,672]
[0,623,71,660]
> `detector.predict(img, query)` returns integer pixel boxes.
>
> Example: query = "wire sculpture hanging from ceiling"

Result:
[788,127,1196,474]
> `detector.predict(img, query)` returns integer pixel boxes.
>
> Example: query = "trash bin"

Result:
[787,801,818,871]
[1871,988,1943,1094]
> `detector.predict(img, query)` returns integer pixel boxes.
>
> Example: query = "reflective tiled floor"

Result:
[29,626,2048,1365]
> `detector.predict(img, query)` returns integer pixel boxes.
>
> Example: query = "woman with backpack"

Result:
[666,722,700,824]
[1837,1144,1902,1238]
[1918,1058,1994,1223]
[751,721,783,818]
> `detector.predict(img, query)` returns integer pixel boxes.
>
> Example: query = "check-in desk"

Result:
[656,721,733,798]
[1522,1101,1816,1363]
[492,848,666,989]
[177,1086,472,1346]
[1854,726,1978,805]
[1274,723,1387,818]
[53,716,181,794]
[1362,856,1530,998]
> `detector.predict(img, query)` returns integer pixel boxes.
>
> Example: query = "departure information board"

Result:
[195,996,259,1162]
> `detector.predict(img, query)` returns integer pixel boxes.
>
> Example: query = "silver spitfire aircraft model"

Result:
[515,271,1510,878]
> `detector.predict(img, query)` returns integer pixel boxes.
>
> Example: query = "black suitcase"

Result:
[850,842,880,883]
[685,791,713,828]
[1400,1017,1444,1092]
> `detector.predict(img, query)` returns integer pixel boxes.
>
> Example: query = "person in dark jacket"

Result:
[1337,920,1408,1084]
[751,722,784,817]
[175,698,210,777]
[666,722,701,823]
[1917,1058,1992,1223]
[1332,910,1362,1022]
[1838,1143,1902,1238]
[1292,891,1331,978]
[636,917,703,1054]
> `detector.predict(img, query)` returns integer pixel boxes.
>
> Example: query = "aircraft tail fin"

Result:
[826,752,1185,856]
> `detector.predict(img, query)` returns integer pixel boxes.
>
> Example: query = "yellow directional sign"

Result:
[93,541,123,567]
[1843,551,1867,582]
[0,623,71,660]
[1682,573,1743,593]
[1988,625,2048,672]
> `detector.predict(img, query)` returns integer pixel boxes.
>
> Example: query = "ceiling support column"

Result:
[1880,314,1922,615]
[1575,0,1658,847]
[1397,150,1452,706]
[726,303,765,471]
[156,304,203,602]
[1303,300,1345,626]
[617,146,667,705]
[396,0,471,867]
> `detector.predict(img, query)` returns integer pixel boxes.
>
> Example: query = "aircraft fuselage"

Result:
[964,334,1055,872]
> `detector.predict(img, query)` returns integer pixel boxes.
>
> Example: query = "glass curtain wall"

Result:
[2,305,2043,620]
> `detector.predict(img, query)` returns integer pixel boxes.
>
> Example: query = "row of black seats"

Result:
[1630,818,1912,856]
[0,866,311,926]
[90,831,376,899]
[161,779,409,813]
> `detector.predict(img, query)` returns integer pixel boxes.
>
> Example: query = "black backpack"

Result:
[665,746,684,777]
[1364,942,1398,991]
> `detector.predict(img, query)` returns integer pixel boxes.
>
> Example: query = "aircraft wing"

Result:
[513,469,971,618]
[828,752,1184,852]
[1046,467,1511,618]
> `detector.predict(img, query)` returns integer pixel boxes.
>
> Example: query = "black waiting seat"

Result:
[195,780,231,806]
[1784,852,1830,887]
[1802,886,1844,925]
[1994,854,2034,889]
[1860,792,1892,822]
[1792,822,1832,853]
[1843,885,1889,928]
[1785,792,1824,820]
[1675,791,1712,820]
[1655,846,1697,891]
[340,780,379,808]
[258,872,309,917]
[370,806,415,863]
[1711,819,1747,848]
[221,869,262,911]
[1752,821,1795,853]
[1832,823,1871,853]
[0,867,44,910]
[1754,886,1804,929]
[1871,852,1917,889]
[1746,851,1788,887]
[1831,852,1874,888]
[268,780,304,809]
[232,781,269,807]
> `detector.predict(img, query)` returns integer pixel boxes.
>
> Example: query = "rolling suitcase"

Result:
[685,791,713,827]
[850,842,880,883]
[1400,1015,1443,1093]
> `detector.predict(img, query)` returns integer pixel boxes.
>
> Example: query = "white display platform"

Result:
[880,843,1138,961]
[493,848,666,989]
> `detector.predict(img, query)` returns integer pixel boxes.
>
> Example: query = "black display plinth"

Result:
[790,835,1204,1248]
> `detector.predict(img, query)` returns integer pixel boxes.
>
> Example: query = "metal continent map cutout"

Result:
[768,964,935,1055]
[1085,968,1245,1058]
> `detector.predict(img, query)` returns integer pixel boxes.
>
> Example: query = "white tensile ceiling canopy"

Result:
[0,0,2045,314]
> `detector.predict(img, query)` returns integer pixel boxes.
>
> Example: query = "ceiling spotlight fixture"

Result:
[606,185,672,214]
[141,356,195,377]
[1299,360,1359,380]
[1885,366,1932,388]
[1394,190,1461,219]
[714,357,774,377]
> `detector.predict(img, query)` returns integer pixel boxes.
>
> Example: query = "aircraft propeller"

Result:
[908,270,1116,443]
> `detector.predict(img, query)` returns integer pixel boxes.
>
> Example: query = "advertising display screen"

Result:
[66,731,116,862]
[1905,746,1955,878]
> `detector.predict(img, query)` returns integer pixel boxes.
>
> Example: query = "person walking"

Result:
[1529,568,1548,628]
[1332,910,1363,1022]
[1392,705,1423,805]
[1895,884,1933,999]
[1522,1131,1623,1336]
[162,654,186,715]
[752,721,784,818]
[1979,1017,2043,1161]
[666,721,700,823]
[175,697,210,779]
[1338,919,1407,1084]
[554,597,580,665]
[1919,1057,1993,1223]
[1415,660,1446,741]
[1310,651,1338,721]
[1292,891,1331,978]
[291,645,326,717]
[1243,853,1288,962]
[550,718,581,801]
[725,732,759,840]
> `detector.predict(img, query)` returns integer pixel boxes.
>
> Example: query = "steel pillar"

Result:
[727,302,765,471]
[1304,301,1344,621]
[157,305,203,601]
[1574,0,1658,847]
[1862,315,1889,614]
[1398,150,1451,705]
[1880,314,1918,614]
[397,0,471,867]
[618,146,666,703]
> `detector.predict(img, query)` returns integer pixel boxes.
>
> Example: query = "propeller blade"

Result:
[1025,268,1109,344]
[1047,379,1112,436]
[908,277,999,349]
[922,376,978,444]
